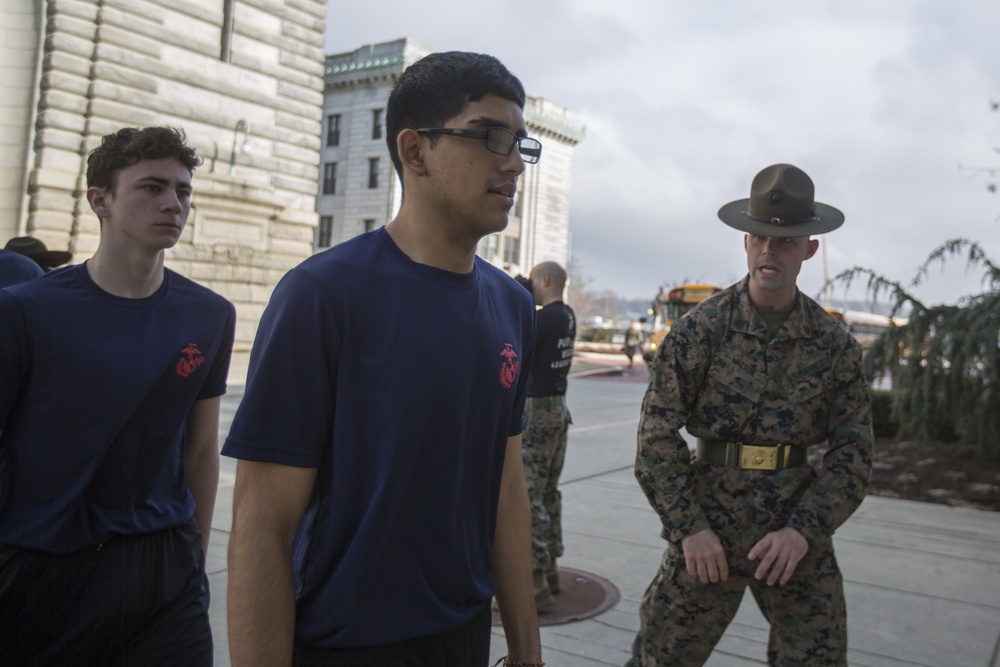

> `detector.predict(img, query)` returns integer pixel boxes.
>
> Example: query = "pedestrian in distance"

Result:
[622,318,646,368]
[519,261,576,609]
[0,126,235,665]
[223,51,546,667]
[628,163,873,666]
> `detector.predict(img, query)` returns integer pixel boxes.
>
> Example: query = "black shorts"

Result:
[0,520,212,666]
[292,603,492,667]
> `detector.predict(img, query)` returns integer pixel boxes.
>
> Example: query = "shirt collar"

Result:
[733,275,812,341]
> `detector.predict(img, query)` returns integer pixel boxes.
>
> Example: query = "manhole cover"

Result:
[491,566,620,627]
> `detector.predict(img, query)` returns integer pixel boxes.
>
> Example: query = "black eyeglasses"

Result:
[416,127,542,164]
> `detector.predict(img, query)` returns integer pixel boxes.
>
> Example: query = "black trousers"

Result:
[0,521,213,666]
[292,603,492,667]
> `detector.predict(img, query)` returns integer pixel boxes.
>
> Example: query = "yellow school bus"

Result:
[824,307,900,348]
[642,283,723,362]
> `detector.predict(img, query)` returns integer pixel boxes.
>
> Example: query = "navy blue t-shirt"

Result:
[0,264,235,552]
[0,249,44,288]
[223,228,535,649]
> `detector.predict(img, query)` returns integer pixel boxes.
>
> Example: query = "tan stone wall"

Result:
[0,2,42,243]
[19,0,327,353]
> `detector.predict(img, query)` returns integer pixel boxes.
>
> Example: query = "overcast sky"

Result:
[325,0,1000,308]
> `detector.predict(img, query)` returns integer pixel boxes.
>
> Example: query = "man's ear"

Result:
[805,238,820,260]
[397,129,427,177]
[87,186,111,219]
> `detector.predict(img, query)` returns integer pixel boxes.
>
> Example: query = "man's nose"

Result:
[161,192,182,211]
[501,149,526,176]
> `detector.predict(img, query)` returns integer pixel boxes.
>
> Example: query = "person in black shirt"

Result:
[521,261,576,608]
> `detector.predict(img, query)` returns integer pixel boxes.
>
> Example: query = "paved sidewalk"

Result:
[210,354,1000,666]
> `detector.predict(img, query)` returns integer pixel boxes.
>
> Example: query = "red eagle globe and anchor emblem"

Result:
[176,343,205,378]
[499,343,520,389]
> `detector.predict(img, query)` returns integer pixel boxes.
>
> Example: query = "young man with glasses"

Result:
[225,52,545,666]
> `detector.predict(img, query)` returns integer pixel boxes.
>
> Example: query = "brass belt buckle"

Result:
[740,444,779,470]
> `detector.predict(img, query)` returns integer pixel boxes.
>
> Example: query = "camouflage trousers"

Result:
[628,462,848,667]
[521,395,571,573]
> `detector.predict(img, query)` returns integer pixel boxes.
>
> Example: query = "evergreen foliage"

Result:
[832,239,1000,458]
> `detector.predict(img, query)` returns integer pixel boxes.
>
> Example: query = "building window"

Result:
[372,109,383,140]
[368,158,380,189]
[317,215,333,248]
[326,114,341,147]
[323,162,337,194]
[364,219,376,233]
[480,234,499,260]
[503,237,520,266]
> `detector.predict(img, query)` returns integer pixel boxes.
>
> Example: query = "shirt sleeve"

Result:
[787,339,874,542]
[196,301,237,400]
[222,269,340,468]
[635,321,713,544]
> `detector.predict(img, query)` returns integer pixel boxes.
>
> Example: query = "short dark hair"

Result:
[385,52,526,180]
[86,126,201,192]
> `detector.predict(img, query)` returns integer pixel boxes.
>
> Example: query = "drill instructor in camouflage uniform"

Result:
[628,164,873,666]
[521,261,576,609]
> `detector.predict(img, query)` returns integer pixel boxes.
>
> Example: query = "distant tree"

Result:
[567,259,637,325]
[591,289,624,322]
[567,259,600,323]
[831,239,1000,458]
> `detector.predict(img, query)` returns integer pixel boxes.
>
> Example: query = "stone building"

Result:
[318,38,585,277]
[2,0,327,352]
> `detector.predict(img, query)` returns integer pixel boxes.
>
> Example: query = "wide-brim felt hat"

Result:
[4,236,73,268]
[717,163,844,237]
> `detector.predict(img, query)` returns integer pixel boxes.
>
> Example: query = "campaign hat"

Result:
[4,236,73,269]
[718,163,844,236]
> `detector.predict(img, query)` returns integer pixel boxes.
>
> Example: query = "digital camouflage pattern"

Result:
[631,517,847,665]
[630,277,873,666]
[521,396,571,573]
[629,461,850,666]
[636,277,873,544]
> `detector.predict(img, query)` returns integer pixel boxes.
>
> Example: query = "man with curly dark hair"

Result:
[0,126,235,665]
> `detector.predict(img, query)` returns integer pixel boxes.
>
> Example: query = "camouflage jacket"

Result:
[636,277,873,545]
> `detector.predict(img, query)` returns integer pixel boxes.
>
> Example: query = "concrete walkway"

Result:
[209,354,1000,666]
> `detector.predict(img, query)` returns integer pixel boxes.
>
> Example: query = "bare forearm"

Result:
[227,460,317,667]
[492,531,541,662]
[185,397,222,553]
[492,437,542,662]
[185,444,219,553]
[227,531,297,666]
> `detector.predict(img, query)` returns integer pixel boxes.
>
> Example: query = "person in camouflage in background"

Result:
[520,261,576,609]
[627,164,873,667]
